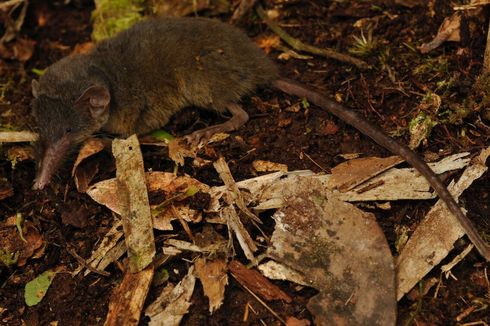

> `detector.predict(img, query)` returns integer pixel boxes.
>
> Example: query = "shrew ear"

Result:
[74,85,111,119]
[32,79,40,98]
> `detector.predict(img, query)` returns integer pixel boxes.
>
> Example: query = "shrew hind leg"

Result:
[184,103,249,145]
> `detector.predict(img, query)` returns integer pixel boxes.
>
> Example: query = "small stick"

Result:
[230,0,257,24]
[483,18,490,73]
[256,5,370,70]
[0,0,24,11]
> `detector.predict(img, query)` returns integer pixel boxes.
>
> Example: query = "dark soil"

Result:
[1,0,489,325]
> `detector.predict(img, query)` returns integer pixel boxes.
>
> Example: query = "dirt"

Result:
[1,0,489,325]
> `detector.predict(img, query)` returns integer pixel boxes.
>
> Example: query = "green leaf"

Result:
[24,270,56,306]
[149,129,175,142]
[31,68,46,76]
[15,213,26,243]
[185,185,199,197]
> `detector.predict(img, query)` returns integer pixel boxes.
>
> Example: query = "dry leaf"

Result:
[194,258,228,313]
[256,35,281,54]
[252,160,288,173]
[7,146,35,163]
[71,42,95,55]
[0,219,45,267]
[268,177,396,325]
[73,220,125,276]
[0,38,35,62]
[328,156,404,192]
[229,260,292,303]
[112,135,155,273]
[105,266,154,326]
[145,266,196,326]
[420,13,461,53]
[396,146,490,300]
[0,131,38,142]
[72,138,106,176]
[87,172,209,231]
[168,138,198,166]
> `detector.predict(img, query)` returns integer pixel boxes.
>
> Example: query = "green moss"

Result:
[91,0,144,41]
[0,248,19,267]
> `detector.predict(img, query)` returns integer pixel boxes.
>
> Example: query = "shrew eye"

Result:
[66,128,72,133]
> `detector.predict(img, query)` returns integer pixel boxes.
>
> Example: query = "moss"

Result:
[91,0,144,41]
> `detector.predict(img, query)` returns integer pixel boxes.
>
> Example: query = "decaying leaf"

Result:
[167,138,198,166]
[268,177,396,325]
[71,138,106,192]
[208,153,470,212]
[145,266,196,326]
[24,269,56,307]
[328,156,404,192]
[0,218,45,267]
[7,146,35,167]
[0,131,38,142]
[256,35,281,54]
[258,260,310,287]
[194,258,228,313]
[73,220,125,276]
[0,38,35,62]
[112,135,155,273]
[252,160,288,173]
[396,146,490,300]
[87,172,209,230]
[229,260,292,303]
[420,13,461,54]
[105,266,154,326]
[72,138,106,175]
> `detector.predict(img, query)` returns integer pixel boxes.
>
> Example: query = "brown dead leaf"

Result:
[278,117,292,127]
[60,203,90,228]
[268,177,396,325]
[0,38,35,62]
[112,135,155,273]
[286,317,311,326]
[229,260,292,303]
[145,266,196,325]
[420,13,461,54]
[72,138,106,192]
[105,266,154,326]
[194,258,228,313]
[168,138,198,166]
[252,160,288,173]
[72,138,106,176]
[256,35,281,54]
[74,159,100,193]
[7,146,35,163]
[328,156,404,192]
[320,120,339,135]
[396,146,490,300]
[87,172,209,230]
[0,219,45,267]
[71,42,95,55]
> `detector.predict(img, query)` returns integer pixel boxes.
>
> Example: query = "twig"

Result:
[230,0,257,24]
[483,17,490,73]
[0,0,23,11]
[256,5,370,70]
[231,273,287,325]
[67,247,111,277]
